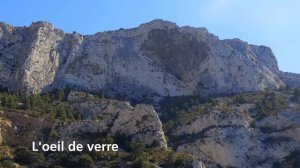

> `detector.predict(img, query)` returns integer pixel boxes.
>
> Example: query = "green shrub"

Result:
[78,154,94,168]
[50,131,61,140]
[255,92,288,117]
[159,95,203,121]
[0,145,12,162]
[130,141,146,160]
[14,146,45,165]
[0,160,16,168]
[234,94,248,104]
[131,158,154,168]
[173,153,193,167]
[96,134,114,144]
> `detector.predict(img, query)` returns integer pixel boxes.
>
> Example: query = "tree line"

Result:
[0,90,82,121]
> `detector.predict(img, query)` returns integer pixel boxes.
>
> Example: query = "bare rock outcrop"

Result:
[0,20,286,100]
[172,98,300,168]
[280,71,300,88]
[50,92,167,148]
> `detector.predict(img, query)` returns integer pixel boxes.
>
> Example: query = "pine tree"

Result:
[17,91,26,100]
[30,95,37,109]
[1,95,8,107]
[7,95,16,108]
[49,106,56,118]
[43,93,51,105]
[66,107,74,120]
[56,105,67,120]
[56,90,65,101]
[74,111,82,120]
[24,97,31,110]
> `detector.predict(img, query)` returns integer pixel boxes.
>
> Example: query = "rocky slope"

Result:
[0,109,53,147]
[164,91,300,168]
[1,90,299,167]
[0,92,167,149]
[50,92,167,148]
[176,110,300,168]
[0,20,286,100]
[280,71,300,88]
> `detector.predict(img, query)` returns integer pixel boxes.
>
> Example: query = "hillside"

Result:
[0,88,300,167]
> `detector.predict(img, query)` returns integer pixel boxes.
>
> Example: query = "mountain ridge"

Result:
[0,19,299,100]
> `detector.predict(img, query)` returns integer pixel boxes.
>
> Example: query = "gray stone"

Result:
[50,92,167,148]
[0,20,287,100]
[174,98,300,168]
[280,71,300,88]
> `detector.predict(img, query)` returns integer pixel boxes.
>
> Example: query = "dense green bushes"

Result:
[77,154,94,168]
[0,90,82,121]
[159,95,203,121]
[0,160,15,168]
[255,92,288,117]
[14,146,45,166]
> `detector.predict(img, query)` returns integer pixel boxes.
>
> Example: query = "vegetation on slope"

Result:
[161,89,290,135]
[0,88,298,167]
[0,90,195,168]
[0,90,82,121]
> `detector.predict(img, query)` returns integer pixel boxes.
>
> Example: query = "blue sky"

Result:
[0,0,299,73]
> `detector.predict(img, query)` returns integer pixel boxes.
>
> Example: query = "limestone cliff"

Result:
[50,92,167,148]
[0,20,285,99]
[280,71,300,88]
[167,92,300,168]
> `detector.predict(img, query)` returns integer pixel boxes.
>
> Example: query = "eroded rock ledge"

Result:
[50,92,167,148]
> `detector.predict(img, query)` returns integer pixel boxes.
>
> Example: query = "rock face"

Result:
[280,71,300,88]
[0,20,285,99]
[172,98,300,168]
[50,92,167,148]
